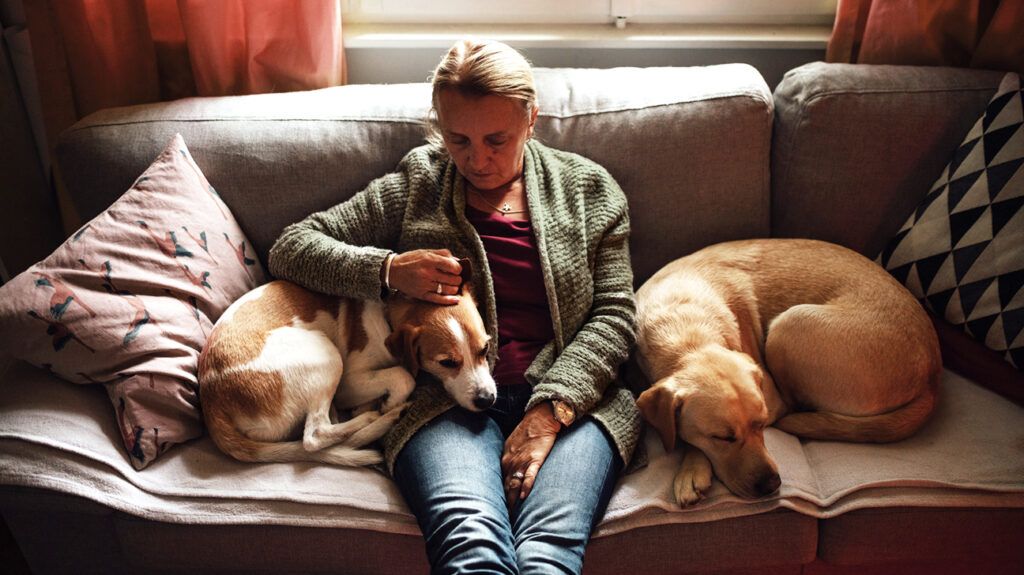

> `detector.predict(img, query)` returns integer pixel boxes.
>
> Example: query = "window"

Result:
[342,0,837,26]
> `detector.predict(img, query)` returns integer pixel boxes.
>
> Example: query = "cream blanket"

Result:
[1,360,1021,538]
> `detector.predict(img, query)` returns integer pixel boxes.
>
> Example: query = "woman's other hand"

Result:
[501,402,561,503]
[389,249,463,304]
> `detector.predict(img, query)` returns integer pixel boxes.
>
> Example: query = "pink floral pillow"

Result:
[0,134,266,469]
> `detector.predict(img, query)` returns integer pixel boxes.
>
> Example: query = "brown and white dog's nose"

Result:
[473,390,495,410]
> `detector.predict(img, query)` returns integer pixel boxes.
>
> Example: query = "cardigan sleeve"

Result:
[526,180,637,418]
[267,170,410,300]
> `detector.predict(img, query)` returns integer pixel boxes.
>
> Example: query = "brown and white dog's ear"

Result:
[386,325,422,377]
[637,383,685,453]
[456,257,474,297]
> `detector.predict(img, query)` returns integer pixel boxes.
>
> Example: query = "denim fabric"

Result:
[394,384,621,575]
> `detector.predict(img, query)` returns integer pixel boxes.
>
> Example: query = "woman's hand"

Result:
[388,249,463,304]
[501,402,562,503]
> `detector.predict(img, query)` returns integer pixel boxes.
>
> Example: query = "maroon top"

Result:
[465,203,554,387]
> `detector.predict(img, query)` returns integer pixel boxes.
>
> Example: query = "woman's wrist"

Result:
[524,403,563,434]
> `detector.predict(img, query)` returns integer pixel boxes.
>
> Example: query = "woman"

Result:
[268,39,640,575]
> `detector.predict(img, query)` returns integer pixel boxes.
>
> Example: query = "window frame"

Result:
[341,0,838,26]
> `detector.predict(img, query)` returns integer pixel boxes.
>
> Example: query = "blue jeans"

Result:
[394,384,621,575]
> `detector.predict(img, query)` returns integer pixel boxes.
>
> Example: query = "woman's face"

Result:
[436,88,537,192]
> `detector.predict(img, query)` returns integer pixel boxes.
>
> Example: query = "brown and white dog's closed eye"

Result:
[635,239,940,506]
[199,272,496,466]
[384,273,497,412]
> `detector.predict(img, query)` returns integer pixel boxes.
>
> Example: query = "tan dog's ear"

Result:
[750,364,765,389]
[386,325,422,377]
[637,383,685,453]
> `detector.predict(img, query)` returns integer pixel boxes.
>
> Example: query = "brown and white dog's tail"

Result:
[205,412,383,466]
[774,379,939,444]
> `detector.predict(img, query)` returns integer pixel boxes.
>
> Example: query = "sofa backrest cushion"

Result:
[772,62,1006,258]
[56,65,773,287]
[878,72,1024,385]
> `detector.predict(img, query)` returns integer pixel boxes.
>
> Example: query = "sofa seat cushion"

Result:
[1,358,1021,537]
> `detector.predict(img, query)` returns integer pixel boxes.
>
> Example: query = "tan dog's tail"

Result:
[774,381,938,443]
[205,411,383,466]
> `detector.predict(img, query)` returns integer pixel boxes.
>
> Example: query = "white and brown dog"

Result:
[635,239,940,505]
[199,270,495,466]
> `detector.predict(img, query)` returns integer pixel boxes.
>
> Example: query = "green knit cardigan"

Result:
[267,140,641,473]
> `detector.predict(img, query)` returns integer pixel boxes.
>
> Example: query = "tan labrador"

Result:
[635,239,940,505]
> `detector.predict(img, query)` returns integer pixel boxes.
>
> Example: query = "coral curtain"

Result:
[827,0,1024,74]
[24,0,346,156]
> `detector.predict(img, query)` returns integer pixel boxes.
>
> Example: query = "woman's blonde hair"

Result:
[426,39,537,145]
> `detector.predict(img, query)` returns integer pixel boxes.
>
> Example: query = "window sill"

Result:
[343,22,831,50]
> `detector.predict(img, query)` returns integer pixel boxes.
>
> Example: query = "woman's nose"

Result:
[468,148,488,171]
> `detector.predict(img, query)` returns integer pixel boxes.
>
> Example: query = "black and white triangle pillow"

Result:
[879,72,1023,370]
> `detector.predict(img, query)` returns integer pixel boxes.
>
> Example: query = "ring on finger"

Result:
[512,471,525,480]
[436,282,443,294]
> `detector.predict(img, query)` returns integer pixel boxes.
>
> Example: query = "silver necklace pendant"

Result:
[501,202,512,213]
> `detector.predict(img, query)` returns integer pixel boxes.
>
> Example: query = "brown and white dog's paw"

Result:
[343,406,406,448]
[380,402,409,422]
[381,396,412,414]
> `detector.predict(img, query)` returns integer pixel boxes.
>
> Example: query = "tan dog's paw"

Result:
[673,466,712,506]
[673,448,714,506]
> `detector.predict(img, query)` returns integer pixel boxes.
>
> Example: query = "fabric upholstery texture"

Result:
[817,507,1024,566]
[56,64,773,287]
[1,358,1021,534]
[0,134,266,468]
[772,62,1006,258]
[880,73,1023,371]
[930,311,1024,405]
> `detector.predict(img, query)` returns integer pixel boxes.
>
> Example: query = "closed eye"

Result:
[439,358,460,369]
[479,342,490,357]
[712,435,737,444]
[445,134,468,147]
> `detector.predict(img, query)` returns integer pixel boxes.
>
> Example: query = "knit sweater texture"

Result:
[267,140,641,472]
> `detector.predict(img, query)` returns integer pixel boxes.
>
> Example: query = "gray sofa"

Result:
[1,62,1022,574]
